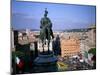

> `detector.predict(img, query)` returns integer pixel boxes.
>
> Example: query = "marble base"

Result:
[33,51,58,73]
[34,51,57,65]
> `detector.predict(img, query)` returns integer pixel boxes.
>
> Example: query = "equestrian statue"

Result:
[39,8,54,53]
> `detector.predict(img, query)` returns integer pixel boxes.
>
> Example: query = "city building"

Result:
[60,36,80,57]
[58,25,96,57]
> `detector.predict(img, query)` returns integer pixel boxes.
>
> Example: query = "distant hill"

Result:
[63,28,89,32]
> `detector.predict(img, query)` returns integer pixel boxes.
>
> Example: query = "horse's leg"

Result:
[47,28,51,53]
[42,42,44,53]
[41,40,44,53]
[48,40,50,53]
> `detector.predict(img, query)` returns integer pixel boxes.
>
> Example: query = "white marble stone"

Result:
[38,39,53,52]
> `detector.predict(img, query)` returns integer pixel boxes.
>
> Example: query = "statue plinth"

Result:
[34,50,58,73]
[34,52,57,64]
[34,40,58,73]
[34,40,57,65]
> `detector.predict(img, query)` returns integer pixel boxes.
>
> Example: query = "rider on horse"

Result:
[40,8,54,52]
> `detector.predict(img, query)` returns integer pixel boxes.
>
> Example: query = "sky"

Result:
[11,0,96,30]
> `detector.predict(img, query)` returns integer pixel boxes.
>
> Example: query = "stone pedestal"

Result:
[34,52,58,73]
[34,40,58,73]
[34,52,57,64]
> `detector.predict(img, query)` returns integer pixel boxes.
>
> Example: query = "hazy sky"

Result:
[11,0,96,30]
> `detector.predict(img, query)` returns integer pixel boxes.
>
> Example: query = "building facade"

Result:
[60,36,80,57]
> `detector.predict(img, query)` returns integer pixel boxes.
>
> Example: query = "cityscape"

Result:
[11,25,96,74]
[11,0,96,74]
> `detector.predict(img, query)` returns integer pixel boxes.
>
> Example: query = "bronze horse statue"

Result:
[39,8,54,53]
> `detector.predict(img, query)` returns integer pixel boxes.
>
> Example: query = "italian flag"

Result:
[16,57,24,69]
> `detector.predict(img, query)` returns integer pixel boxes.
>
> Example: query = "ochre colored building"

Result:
[60,37,80,57]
